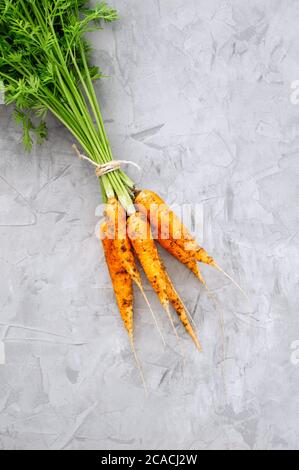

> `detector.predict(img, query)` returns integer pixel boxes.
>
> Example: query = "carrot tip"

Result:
[139,284,166,347]
[129,334,148,396]
[181,305,202,352]
[212,262,249,302]
[164,303,178,338]
[196,273,208,287]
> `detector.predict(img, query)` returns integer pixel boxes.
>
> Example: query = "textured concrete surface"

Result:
[0,0,299,450]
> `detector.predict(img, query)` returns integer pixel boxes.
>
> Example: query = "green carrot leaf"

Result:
[0,0,135,211]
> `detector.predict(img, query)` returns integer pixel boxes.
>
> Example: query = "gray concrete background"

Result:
[0,0,299,450]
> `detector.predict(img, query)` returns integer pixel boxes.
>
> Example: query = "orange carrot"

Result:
[101,221,147,392]
[104,197,126,240]
[158,237,207,287]
[123,205,201,350]
[127,211,180,342]
[105,198,165,344]
[127,211,169,312]
[101,222,133,336]
[135,189,214,265]
[105,198,142,283]
[135,190,247,298]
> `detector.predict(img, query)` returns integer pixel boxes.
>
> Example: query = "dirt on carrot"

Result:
[101,221,147,392]
[135,189,247,299]
[105,197,142,284]
[105,199,165,344]
[101,221,133,337]
[135,189,215,265]
[157,237,207,286]
[127,211,169,313]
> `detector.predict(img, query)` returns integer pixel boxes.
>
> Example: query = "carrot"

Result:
[135,190,247,298]
[105,198,165,344]
[123,206,200,351]
[157,237,207,287]
[135,189,214,265]
[163,269,202,351]
[127,212,169,311]
[104,197,126,240]
[101,222,133,336]
[105,198,141,283]
[127,211,179,340]
[101,221,147,392]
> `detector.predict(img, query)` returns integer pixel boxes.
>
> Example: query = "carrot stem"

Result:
[139,286,166,346]
[212,262,249,301]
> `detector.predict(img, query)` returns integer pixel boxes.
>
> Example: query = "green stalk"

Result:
[0,1,135,213]
[77,41,135,190]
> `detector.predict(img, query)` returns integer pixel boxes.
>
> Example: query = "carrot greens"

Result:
[0,0,134,212]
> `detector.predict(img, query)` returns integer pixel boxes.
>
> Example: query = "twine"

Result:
[72,144,141,177]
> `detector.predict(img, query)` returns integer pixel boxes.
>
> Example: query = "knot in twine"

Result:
[72,144,140,177]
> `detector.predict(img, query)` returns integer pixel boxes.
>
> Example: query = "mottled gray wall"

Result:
[0,0,299,450]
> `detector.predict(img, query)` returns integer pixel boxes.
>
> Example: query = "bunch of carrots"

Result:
[101,191,239,364]
[0,1,245,388]
[102,192,204,350]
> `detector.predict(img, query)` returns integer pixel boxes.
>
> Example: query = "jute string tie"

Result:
[72,144,140,177]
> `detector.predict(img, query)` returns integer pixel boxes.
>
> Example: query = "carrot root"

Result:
[161,301,186,361]
[164,303,180,343]
[182,305,202,352]
[212,262,249,301]
[138,284,166,346]
[164,270,202,353]
[129,334,148,396]
[173,301,201,353]
[194,265,208,288]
